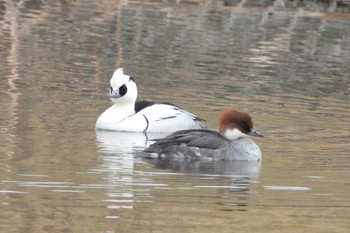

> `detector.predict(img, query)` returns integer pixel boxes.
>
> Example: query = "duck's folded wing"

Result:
[138,104,206,133]
[145,129,228,152]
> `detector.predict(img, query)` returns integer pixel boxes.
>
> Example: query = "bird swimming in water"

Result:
[96,68,206,133]
[144,108,264,161]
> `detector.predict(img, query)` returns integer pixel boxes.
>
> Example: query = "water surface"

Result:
[1,0,350,232]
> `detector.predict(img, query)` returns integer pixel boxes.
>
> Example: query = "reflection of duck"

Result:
[95,131,261,210]
[154,159,261,176]
[96,130,150,154]
[95,131,152,211]
[95,130,168,155]
[95,131,161,193]
[144,108,264,161]
[96,68,206,133]
[153,159,262,201]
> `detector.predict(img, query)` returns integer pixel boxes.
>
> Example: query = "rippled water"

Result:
[1,0,350,232]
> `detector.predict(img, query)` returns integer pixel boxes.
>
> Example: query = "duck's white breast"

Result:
[96,105,148,132]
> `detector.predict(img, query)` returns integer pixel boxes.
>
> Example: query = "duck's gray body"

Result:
[145,129,262,161]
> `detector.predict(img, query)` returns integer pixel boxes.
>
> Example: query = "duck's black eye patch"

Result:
[119,84,127,97]
[239,121,251,134]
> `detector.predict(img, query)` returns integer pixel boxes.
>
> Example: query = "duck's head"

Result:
[109,68,137,104]
[218,108,264,140]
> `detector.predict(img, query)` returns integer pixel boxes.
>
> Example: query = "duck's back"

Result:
[96,101,206,133]
[137,103,206,133]
[147,129,227,149]
[144,129,229,160]
[144,130,262,161]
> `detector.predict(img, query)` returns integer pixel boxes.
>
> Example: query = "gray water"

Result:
[1,0,350,232]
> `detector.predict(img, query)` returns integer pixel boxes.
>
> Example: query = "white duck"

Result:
[96,68,206,133]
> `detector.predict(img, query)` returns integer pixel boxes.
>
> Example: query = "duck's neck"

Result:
[111,102,135,117]
[221,128,246,140]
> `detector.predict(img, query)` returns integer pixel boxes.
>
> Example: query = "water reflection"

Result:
[95,130,152,154]
[95,131,170,211]
[95,130,262,212]
[154,158,261,175]
[154,159,262,204]
[0,1,21,161]
[95,131,144,210]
